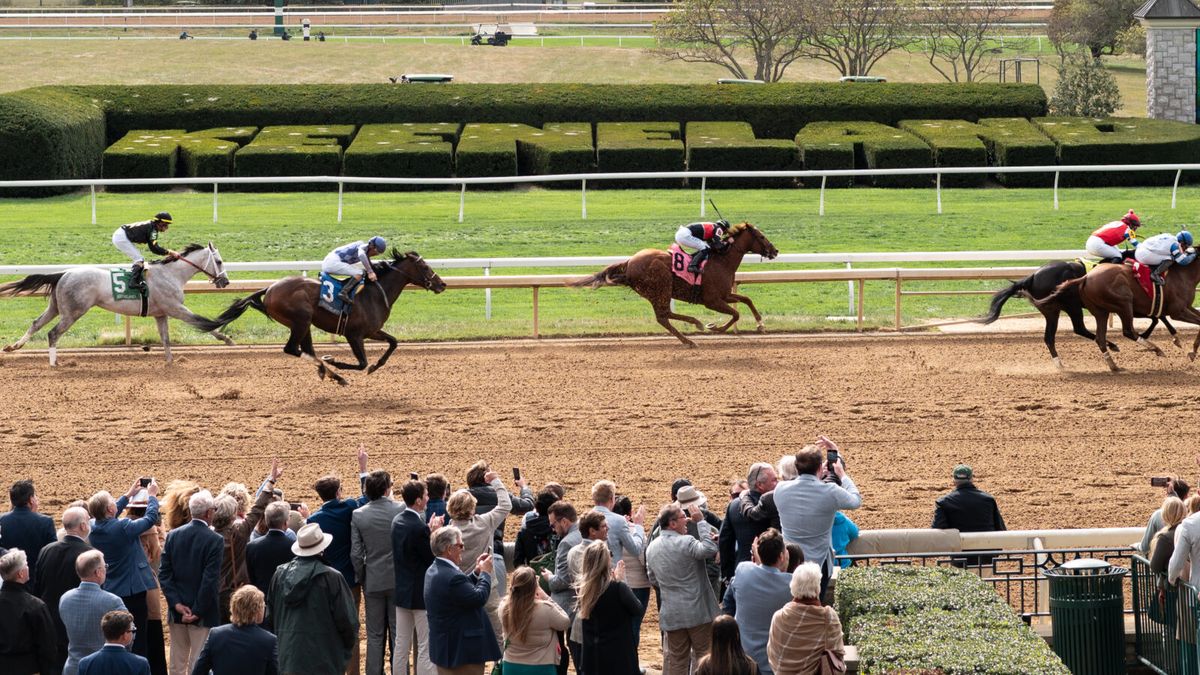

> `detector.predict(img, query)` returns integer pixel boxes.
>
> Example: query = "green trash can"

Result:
[1045,558,1127,675]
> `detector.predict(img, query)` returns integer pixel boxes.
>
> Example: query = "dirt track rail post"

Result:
[533,286,540,338]
[856,279,864,332]
[894,276,902,331]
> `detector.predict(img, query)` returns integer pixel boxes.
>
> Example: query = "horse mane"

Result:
[728,222,755,235]
[151,243,204,264]
[372,249,421,273]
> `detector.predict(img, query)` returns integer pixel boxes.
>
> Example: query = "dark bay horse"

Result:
[979,260,1177,369]
[214,250,446,384]
[1037,260,1200,371]
[572,222,779,347]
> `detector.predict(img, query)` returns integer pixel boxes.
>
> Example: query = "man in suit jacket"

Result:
[61,550,127,675]
[0,548,58,675]
[645,504,719,675]
[88,481,161,658]
[191,585,278,675]
[0,479,56,589]
[351,470,405,675]
[38,506,94,674]
[244,502,294,630]
[308,446,370,675]
[542,501,580,614]
[391,480,444,675]
[78,611,150,675]
[159,490,223,675]
[719,463,776,583]
[424,525,501,675]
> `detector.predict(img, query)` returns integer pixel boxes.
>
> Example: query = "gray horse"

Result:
[0,242,232,365]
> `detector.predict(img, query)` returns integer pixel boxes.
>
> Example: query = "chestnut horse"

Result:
[1037,260,1200,371]
[213,250,446,384]
[572,222,779,347]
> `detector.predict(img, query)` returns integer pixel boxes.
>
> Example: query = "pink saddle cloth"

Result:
[668,244,706,286]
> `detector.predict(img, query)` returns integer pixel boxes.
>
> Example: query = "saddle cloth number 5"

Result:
[321,279,336,304]
[672,250,686,272]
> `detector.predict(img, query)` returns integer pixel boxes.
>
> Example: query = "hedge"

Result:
[596,122,684,188]
[685,121,798,188]
[455,123,594,184]
[837,566,1070,674]
[978,118,1058,188]
[343,123,457,190]
[794,122,931,188]
[897,120,988,187]
[0,87,105,197]
[103,127,255,185]
[234,125,355,191]
[1034,117,1200,187]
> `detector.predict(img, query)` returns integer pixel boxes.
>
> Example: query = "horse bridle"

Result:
[394,255,440,290]
[175,247,226,283]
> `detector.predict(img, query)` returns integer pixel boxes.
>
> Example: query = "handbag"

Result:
[818,609,847,675]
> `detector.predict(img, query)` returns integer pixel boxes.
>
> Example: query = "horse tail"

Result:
[978,274,1032,324]
[213,289,267,329]
[1034,277,1087,307]
[570,262,629,290]
[0,273,65,297]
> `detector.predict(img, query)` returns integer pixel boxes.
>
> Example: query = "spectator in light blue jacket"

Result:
[722,529,792,675]
[831,512,859,569]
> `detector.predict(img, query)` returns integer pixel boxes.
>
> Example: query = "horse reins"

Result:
[175,248,223,282]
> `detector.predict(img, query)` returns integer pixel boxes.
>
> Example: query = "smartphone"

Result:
[139,477,152,487]
[410,472,419,480]
[826,449,839,465]
[1151,476,1171,487]
[289,502,302,511]
[512,467,521,481]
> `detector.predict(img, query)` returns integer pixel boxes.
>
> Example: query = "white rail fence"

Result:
[4,163,1198,227]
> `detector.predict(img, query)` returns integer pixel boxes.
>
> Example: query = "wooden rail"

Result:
[4,267,1035,342]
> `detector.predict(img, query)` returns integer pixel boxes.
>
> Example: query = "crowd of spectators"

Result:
[0,436,1019,675]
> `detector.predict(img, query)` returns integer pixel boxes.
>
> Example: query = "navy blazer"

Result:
[391,509,434,609]
[190,623,279,675]
[90,496,159,598]
[307,484,368,586]
[159,520,224,627]
[424,557,501,669]
[0,506,56,588]
[78,644,150,675]
[37,534,93,657]
[245,530,295,596]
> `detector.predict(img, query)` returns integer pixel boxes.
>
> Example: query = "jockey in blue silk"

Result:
[322,236,387,302]
[675,219,730,274]
[1135,231,1196,285]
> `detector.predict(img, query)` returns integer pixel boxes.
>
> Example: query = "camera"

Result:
[139,477,153,487]
[512,467,522,481]
[1151,476,1171,488]
[289,502,302,511]
[410,472,419,480]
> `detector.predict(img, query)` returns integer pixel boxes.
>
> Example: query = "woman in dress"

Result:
[575,540,642,675]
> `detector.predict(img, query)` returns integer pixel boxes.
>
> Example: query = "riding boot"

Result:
[338,278,360,304]
[1105,256,1124,265]
[1152,260,1174,285]
[687,248,711,275]
[130,262,147,292]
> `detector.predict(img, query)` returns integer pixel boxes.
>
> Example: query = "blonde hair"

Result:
[1186,494,1200,515]
[447,489,477,522]
[500,567,538,644]
[591,480,615,506]
[574,540,612,620]
[213,495,239,530]
[229,585,265,626]
[162,480,202,531]
[1161,496,1188,535]
[220,482,251,517]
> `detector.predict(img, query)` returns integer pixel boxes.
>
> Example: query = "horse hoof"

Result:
[1052,357,1064,371]
[321,355,333,363]
[1109,343,1120,352]
[1174,337,1184,349]
[333,376,349,386]
[683,341,698,349]
[705,322,717,331]
[367,365,379,375]
[2,344,14,352]
[317,368,326,381]
[1190,352,1198,362]
[756,324,765,334]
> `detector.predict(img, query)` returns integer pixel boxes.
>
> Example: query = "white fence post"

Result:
[337,181,344,223]
[846,261,854,315]
[484,266,492,320]
[819,175,826,216]
[212,183,219,223]
[458,184,466,223]
[581,179,587,220]
[700,176,706,218]
[90,184,96,225]
[1053,171,1060,210]
[935,172,942,214]
[1173,169,1183,209]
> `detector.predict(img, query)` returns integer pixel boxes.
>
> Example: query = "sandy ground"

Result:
[1,331,1192,669]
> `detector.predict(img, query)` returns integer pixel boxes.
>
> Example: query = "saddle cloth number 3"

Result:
[321,279,336,304]
[672,250,687,272]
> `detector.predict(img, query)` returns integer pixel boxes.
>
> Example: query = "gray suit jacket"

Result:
[351,497,406,594]
[60,582,126,675]
[645,522,718,632]
[548,526,582,612]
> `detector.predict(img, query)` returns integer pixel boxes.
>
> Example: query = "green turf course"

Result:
[2,185,1198,348]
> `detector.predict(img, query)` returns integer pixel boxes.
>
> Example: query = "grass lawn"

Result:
[0,39,1148,115]
[1,184,1196,347]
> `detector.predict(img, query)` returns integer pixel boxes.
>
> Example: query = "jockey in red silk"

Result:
[675,220,730,274]
[1085,210,1141,265]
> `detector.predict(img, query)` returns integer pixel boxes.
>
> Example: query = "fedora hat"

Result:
[674,485,707,510]
[292,522,334,557]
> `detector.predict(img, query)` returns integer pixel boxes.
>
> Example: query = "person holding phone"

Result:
[447,470,512,649]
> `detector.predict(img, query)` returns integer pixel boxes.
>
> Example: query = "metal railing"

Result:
[840,546,1136,619]
[1133,554,1200,675]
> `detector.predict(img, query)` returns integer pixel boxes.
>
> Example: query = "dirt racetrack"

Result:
[0,331,1191,531]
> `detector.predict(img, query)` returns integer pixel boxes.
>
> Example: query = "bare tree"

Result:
[800,0,917,77]
[653,0,811,82]
[921,0,1015,82]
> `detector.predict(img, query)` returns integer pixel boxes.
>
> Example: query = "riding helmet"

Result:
[1178,231,1194,247]
[154,211,173,224]
[1122,210,1140,228]
[368,236,387,253]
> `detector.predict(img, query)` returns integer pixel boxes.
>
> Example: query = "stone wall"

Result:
[1146,27,1197,123]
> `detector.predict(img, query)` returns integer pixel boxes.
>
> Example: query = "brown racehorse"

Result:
[1037,260,1200,371]
[214,250,446,385]
[572,222,779,347]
